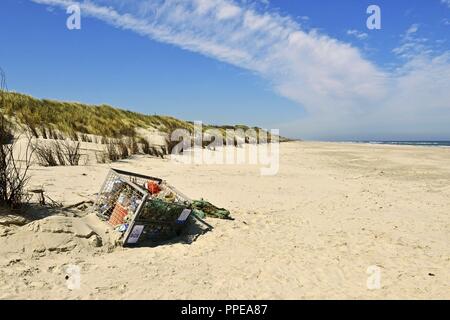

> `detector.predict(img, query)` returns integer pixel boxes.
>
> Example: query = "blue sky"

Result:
[0,0,449,140]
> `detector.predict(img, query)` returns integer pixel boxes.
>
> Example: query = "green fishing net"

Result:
[191,199,233,220]
[140,198,185,221]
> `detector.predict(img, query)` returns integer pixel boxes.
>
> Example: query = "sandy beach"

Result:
[0,141,449,299]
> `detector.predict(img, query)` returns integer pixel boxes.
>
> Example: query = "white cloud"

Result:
[216,3,241,20]
[406,23,419,35]
[280,53,450,140]
[392,24,433,59]
[30,0,450,139]
[441,0,450,8]
[346,29,368,40]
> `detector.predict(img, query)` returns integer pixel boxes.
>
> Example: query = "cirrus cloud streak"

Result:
[31,0,450,139]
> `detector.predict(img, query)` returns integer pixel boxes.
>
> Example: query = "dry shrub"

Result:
[103,139,132,162]
[150,146,165,158]
[118,140,129,159]
[55,143,66,165]
[140,138,151,154]
[33,142,60,166]
[126,137,139,155]
[61,140,81,165]
[139,138,164,158]
[1,69,33,208]
[33,140,82,167]
[95,151,108,164]
[106,141,120,162]
[0,124,33,207]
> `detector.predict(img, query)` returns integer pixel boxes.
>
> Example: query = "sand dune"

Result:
[0,141,449,299]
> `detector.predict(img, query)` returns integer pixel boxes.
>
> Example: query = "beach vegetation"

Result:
[0,72,33,208]
[0,91,285,143]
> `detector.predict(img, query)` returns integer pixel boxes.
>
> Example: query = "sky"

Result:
[0,0,449,140]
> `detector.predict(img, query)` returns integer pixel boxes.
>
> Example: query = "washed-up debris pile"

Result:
[94,169,231,246]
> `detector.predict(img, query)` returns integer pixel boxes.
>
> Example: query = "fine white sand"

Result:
[0,141,449,299]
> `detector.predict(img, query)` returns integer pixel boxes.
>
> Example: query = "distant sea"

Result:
[356,141,450,147]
